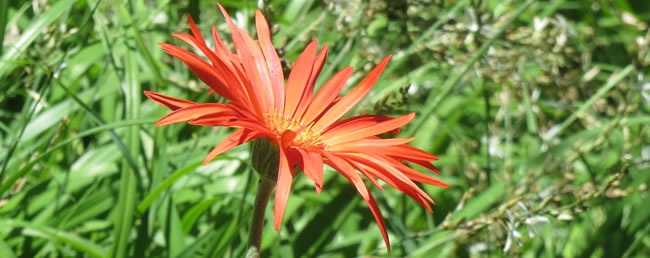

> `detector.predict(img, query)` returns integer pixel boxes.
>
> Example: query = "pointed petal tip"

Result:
[273,219,281,231]
[217,2,229,16]
[407,112,416,119]
[202,154,213,165]
[315,184,322,194]
[273,198,284,231]
[158,42,175,52]
[306,40,319,48]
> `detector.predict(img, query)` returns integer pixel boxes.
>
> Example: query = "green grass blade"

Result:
[0,118,154,196]
[0,219,107,257]
[0,239,17,258]
[110,50,141,258]
[521,82,538,134]
[53,78,143,186]
[0,0,9,56]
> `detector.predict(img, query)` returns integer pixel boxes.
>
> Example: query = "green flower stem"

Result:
[247,138,280,258]
[246,177,275,258]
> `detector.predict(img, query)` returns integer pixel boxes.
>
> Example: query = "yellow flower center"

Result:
[263,110,323,148]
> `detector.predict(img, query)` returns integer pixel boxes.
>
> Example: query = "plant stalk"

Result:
[246,177,275,258]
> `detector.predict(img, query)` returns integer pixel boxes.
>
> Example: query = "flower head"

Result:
[145,4,449,250]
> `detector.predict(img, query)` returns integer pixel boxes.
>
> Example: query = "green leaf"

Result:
[0,219,106,257]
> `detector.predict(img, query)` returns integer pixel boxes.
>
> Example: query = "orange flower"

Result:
[145,4,448,250]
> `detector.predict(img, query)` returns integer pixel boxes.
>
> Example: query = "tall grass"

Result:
[1,0,649,257]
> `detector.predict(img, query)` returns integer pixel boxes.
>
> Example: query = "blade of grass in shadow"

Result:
[110,50,141,258]
[0,239,16,258]
[0,0,76,79]
[292,185,359,256]
[521,81,538,134]
[0,72,50,192]
[622,208,650,258]
[164,196,185,257]
[0,0,9,56]
[406,0,535,137]
[181,197,220,234]
[177,231,216,258]
[0,219,106,257]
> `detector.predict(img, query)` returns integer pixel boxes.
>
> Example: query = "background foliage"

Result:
[1,0,649,257]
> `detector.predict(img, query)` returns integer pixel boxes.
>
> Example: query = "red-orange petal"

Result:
[323,112,415,145]
[301,66,353,124]
[203,129,264,165]
[186,16,225,70]
[239,28,275,109]
[343,153,433,211]
[154,103,231,126]
[403,158,440,175]
[306,45,328,92]
[351,162,385,191]
[144,91,196,111]
[320,151,369,199]
[331,143,439,175]
[218,3,265,117]
[327,137,415,152]
[311,55,391,133]
[212,25,233,60]
[188,112,237,126]
[293,45,328,120]
[172,33,199,49]
[385,158,449,188]
[255,10,285,111]
[295,148,324,193]
[365,192,390,251]
[377,144,439,161]
[283,41,318,117]
[323,115,399,136]
[188,15,207,49]
[320,151,389,251]
[172,29,249,106]
[158,43,234,100]
[274,147,294,230]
